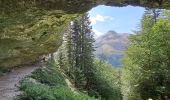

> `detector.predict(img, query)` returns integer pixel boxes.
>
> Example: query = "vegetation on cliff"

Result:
[16,65,96,100]
[0,1,170,100]
[15,13,122,100]
[0,0,170,68]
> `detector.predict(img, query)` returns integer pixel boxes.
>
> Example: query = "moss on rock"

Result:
[0,7,78,67]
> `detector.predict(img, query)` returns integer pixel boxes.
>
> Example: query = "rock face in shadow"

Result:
[0,0,169,68]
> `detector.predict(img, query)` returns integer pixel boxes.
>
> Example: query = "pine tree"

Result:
[80,13,95,91]
[65,22,74,77]
[65,13,95,91]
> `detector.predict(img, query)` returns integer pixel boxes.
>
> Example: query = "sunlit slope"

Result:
[94,31,129,67]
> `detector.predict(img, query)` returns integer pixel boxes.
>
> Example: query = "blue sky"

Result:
[88,5,145,37]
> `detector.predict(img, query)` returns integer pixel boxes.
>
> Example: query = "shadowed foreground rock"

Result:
[0,0,170,68]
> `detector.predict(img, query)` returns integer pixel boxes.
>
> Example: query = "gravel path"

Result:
[0,63,40,100]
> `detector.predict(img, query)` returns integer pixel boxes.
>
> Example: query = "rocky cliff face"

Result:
[0,0,169,68]
[0,8,78,68]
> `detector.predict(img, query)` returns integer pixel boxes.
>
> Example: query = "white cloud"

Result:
[104,16,114,20]
[93,29,103,38]
[90,14,114,25]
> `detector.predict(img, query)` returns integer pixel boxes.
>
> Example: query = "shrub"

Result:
[90,60,122,100]
[31,68,66,86]
[52,86,96,100]
[16,67,96,100]
[17,79,55,100]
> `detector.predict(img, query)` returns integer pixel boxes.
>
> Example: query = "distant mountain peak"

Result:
[107,30,117,34]
[94,30,130,67]
[100,30,119,40]
[105,31,118,37]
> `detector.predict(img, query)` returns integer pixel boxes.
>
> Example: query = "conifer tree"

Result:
[80,13,95,91]
[65,13,95,90]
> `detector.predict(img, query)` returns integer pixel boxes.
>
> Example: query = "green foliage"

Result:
[57,13,95,91]
[52,86,95,100]
[121,9,170,100]
[91,60,122,100]
[72,68,87,90]
[16,61,96,100]
[121,56,142,100]
[47,59,58,68]
[56,13,122,100]
[17,78,96,100]
[30,68,66,86]
[17,79,56,100]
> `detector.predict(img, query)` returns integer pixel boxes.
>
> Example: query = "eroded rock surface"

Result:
[0,0,169,68]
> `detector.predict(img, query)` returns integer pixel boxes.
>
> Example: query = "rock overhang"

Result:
[0,0,169,68]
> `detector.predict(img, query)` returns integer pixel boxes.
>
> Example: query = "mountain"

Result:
[94,31,129,67]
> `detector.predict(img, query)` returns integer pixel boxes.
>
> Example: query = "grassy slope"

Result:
[15,65,96,100]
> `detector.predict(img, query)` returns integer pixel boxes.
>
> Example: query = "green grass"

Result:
[17,79,55,100]
[30,68,66,86]
[16,66,96,100]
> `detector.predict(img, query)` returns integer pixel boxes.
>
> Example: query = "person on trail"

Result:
[41,55,50,62]
[42,57,46,62]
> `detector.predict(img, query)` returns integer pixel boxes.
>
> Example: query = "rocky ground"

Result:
[0,63,40,100]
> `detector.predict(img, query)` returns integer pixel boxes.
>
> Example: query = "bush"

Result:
[17,79,56,100]
[90,60,122,100]
[30,68,66,86]
[16,67,96,100]
[52,86,95,100]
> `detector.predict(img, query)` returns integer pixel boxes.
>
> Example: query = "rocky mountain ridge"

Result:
[94,31,129,67]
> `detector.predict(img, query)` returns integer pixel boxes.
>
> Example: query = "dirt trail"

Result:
[0,63,40,100]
